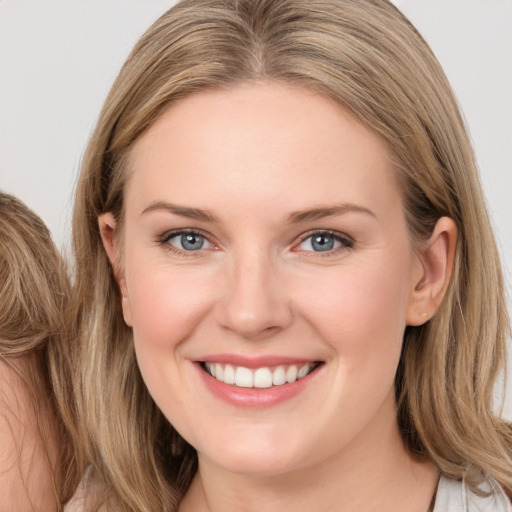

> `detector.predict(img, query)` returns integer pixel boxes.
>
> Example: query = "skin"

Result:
[100,81,456,512]
[0,357,59,512]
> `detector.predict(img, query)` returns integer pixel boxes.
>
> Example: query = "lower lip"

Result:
[196,363,321,409]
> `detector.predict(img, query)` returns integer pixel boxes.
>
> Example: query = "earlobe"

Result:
[406,217,457,326]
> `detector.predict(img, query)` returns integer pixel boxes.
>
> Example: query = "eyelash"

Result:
[295,230,354,256]
[157,228,215,256]
[157,229,354,256]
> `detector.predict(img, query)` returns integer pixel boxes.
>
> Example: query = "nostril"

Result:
[216,294,293,340]
[221,323,284,342]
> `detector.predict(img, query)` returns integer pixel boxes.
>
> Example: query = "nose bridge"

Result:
[216,244,292,339]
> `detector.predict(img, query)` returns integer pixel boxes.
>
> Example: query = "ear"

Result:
[406,217,457,326]
[98,213,133,327]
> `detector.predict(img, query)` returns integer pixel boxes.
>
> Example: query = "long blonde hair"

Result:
[71,0,512,509]
[0,192,79,508]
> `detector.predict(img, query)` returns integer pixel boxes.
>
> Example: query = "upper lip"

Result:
[194,354,321,369]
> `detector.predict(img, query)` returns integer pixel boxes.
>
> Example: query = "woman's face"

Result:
[104,82,427,476]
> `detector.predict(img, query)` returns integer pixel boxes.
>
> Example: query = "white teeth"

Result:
[205,362,215,377]
[235,367,253,387]
[214,363,223,381]
[204,362,317,388]
[286,365,298,383]
[223,364,236,384]
[254,368,273,388]
[272,366,286,386]
[297,364,310,379]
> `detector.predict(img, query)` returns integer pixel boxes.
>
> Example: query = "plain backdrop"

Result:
[0,0,511,418]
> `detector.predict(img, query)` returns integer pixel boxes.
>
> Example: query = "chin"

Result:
[196,431,307,477]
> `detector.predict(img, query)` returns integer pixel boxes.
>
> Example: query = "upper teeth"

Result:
[204,362,316,388]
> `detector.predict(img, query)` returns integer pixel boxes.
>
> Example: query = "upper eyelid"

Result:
[296,229,353,244]
[159,227,212,242]
[292,231,354,256]
[157,228,218,253]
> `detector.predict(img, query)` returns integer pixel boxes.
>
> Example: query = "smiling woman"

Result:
[99,84,457,493]
[67,1,512,511]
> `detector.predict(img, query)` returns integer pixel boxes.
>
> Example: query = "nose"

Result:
[215,250,293,340]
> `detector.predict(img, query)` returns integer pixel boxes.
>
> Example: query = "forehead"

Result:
[125,81,402,221]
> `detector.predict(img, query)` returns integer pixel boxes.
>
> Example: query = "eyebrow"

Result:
[286,203,376,223]
[141,202,219,222]
[141,201,375,224]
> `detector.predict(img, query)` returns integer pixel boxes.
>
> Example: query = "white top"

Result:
[65,471,511,512]
[433,475,512,512]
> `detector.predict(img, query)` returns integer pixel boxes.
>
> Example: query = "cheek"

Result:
[124,263,218,417]
[297,255,413,367]
[125,262,215,353]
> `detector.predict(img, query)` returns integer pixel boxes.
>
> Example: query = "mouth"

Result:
[199,361,322,389]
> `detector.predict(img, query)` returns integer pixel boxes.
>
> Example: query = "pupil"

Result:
[181,234,203,250]
[312,235,333,252]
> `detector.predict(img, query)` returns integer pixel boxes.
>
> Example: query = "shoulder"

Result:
[0,357,59,511]
[434,475,512,512]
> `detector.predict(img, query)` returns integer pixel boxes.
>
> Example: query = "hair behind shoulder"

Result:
[71,0,512,509]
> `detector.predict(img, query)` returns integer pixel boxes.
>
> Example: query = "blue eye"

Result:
[164,231,213,252]
[298,232,350,253]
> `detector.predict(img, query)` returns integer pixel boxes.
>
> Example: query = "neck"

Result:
[179,408,439,512]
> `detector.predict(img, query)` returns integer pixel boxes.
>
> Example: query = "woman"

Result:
[0,192,79,511]
[68,0,512,510]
